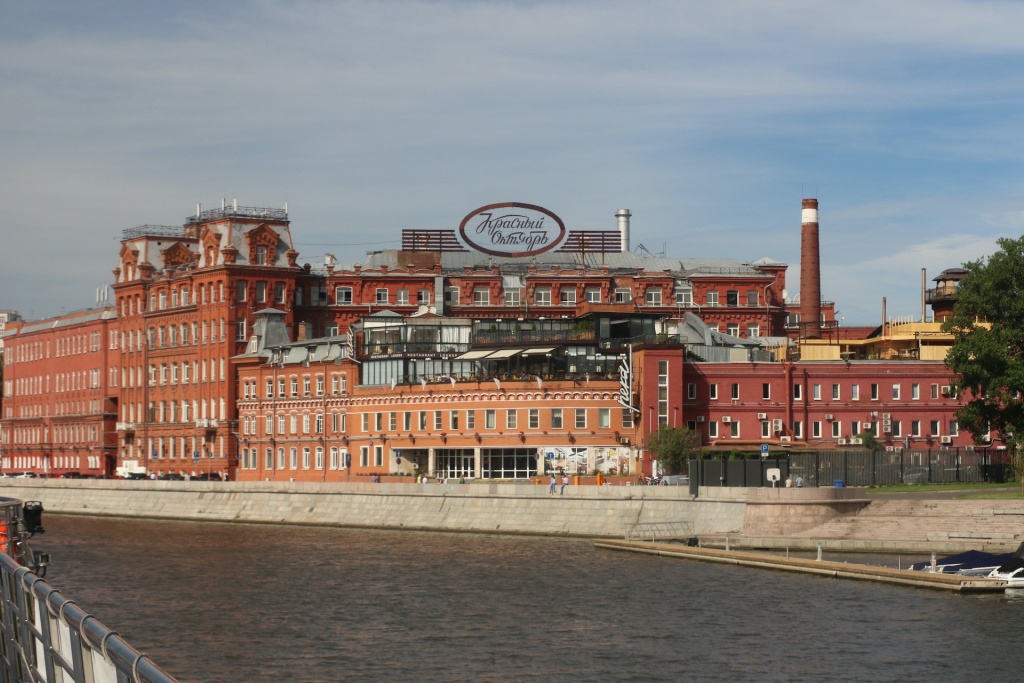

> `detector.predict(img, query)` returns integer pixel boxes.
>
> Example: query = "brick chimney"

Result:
[800,198,821,339]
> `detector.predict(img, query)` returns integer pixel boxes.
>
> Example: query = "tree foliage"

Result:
[646,426,700,475]
[943,235,1024,449]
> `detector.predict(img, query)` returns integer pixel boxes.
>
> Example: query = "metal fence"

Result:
[689,450,1013,491]
[0,497,178,683]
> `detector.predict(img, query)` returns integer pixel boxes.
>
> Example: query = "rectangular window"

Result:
[831,421,841,438]
[729,422,740,438]
[747,290,759,306]
[586,288,601,303]
[705,291,719,306]
[485,410,496,429]
[793,384,802,401]
[614,288,633,304]
[645,289,661,305]
[726,290,739,307]
[931,384,939,399]
[434,411,442,430]
[871,383,879,400]
[675,289,692,306]
[851,384,860,401]
[709,384,718,401]
[688,383,697,400]
[709,422,718,438]
[560,288,576,306]
[551,408,563,430]
[762,383,770,400]
[418,289,431,305]
[912,420,921,437]
[236,281,247,302]
[575,409,587,429]
[812,421,822,438]
[911,383,920,400]
[892,384,901,400]
[255,281,267,303]
[832,384,840,400]
[397,289,409,305]
[375,288,388,304]
[466,410,475,430]
[445,287,460,306]
[746,324,759,338]
[726,323,739,336]
[892,420,902,438]
[621,408,634,429]
[793,420,803,438]
[535,288,551,306]
[360,446,369,468]
[450,411,459,430]
[374,446,383,467]
[506,410,518,430]
[473,288,490,306]
[730,383,739,400]
[275,283,286,304]
[761,421,771,438]
[336,287,353,305]
[529,409,540,429]
[504,289,521,306]
[813,384,821,401]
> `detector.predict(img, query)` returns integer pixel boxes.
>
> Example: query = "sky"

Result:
[3,0,1024,325]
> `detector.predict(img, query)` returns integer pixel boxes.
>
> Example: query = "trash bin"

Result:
[834,480,844,488]
[573,475,580,486]
[595,473,603,486]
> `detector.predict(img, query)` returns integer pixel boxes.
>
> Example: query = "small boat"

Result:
[987,543,1024,588]
[910,547,1017,576]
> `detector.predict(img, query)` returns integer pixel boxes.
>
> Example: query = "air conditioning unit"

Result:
[825,414,834,421]
[852,437,863,445]
[619,437,629,445]
[837,438,848,445]
[772,419,783,433]
[893,445,904,452]
[886,446,894,452]
[722,416,732,423]
[757,412,767,420]
[882,423,892,433]
[696,415,705,422]
[780,436,792,442]
[882,413,891,421]
[941,385,952,396]
[940,435,952,444]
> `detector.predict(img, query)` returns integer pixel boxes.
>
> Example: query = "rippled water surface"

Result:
[34,516,1024,682]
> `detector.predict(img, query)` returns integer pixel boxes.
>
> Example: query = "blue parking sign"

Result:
[760,444,769,455]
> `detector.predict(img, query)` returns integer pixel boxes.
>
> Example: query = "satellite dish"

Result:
[781,288,789,300]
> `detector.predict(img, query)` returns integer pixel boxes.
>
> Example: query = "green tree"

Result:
[854,432,881,451]
[646,426,700,475]
[943,235,1024,450]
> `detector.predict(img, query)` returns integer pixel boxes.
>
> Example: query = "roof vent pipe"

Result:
[616,209,631,253]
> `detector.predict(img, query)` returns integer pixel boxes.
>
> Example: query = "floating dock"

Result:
[595,539,1009,592]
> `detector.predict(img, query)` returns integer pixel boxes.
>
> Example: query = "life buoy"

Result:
[0,521,9,556]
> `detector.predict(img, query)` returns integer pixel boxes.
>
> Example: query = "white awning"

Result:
[486,349,522,359]
[521,347,557,355]
[456,350,493,360]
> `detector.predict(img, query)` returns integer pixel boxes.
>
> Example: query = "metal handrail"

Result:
[0,497,179,682]
[625,521,694,542]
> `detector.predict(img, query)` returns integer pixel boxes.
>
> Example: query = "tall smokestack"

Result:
[616,209,631,253]
[800,198,822,338]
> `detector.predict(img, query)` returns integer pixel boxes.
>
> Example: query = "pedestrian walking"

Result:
[549,474,557,494]
[560,474,569,495]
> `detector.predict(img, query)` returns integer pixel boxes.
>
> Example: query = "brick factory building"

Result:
[1,198,987,480]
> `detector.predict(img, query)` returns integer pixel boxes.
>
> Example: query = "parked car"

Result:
[159,473,185,480]
[123,472,148,480]
[61,472,84,479]
[15,472,37,478]
[195,472,223,481]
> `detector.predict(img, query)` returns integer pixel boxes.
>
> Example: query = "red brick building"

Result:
[0,307,119,476]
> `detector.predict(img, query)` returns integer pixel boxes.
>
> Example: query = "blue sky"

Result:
[3,0,1023,325]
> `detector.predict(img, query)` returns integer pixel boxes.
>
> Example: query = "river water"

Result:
[33,515,1024,683]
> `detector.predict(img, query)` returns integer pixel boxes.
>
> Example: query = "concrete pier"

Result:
[595,539,1010,592]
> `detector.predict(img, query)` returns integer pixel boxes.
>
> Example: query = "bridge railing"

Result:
[0,497,178,683]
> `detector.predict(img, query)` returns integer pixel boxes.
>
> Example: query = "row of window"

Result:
[238,445,345,472]
[353,407,633,433]
[240,374,349,400]
[330,286,762,308]
[699,418,961,440]
[687,382,952,401]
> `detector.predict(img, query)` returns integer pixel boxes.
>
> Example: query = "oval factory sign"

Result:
[459,202,566,257]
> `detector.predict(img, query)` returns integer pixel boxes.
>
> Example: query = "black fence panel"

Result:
[689,449,1012,491]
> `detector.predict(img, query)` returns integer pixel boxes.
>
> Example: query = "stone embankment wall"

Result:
[0,480,751,538]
